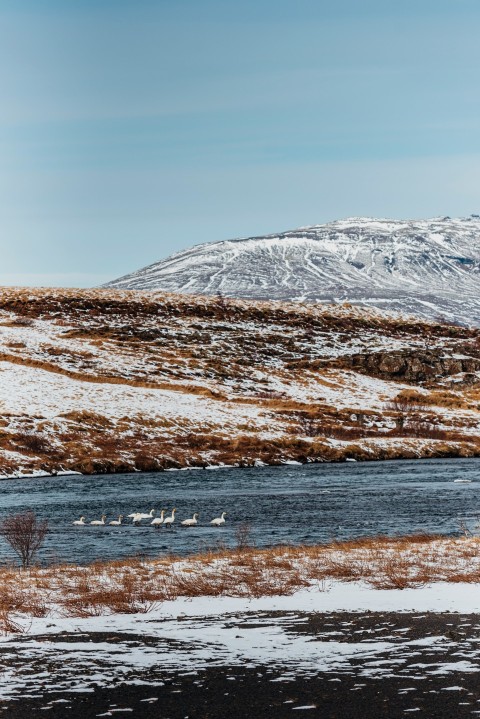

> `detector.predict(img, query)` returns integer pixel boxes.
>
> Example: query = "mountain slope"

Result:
[0,287,479,476]
[104,216,480,326]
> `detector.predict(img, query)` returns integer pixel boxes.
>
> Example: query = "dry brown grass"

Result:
[0,566,50,633]
[2,533,480,633]
[62,570,163,616]
[423,390,468,409]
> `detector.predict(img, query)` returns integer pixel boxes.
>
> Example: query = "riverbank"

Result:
[2,535,480,634]
[3,440,480,480]
[3,610,480,718]
[2,548,480,716]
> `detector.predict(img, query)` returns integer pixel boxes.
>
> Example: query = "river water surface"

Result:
[0,458,479,565]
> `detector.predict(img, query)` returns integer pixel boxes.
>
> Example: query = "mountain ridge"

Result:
[104,216,480,326]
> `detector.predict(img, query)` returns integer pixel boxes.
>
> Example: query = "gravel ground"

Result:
[2,611,480,718]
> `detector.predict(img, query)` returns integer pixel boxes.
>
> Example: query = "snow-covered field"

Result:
[0,360,274,431]
[0,286,478,475]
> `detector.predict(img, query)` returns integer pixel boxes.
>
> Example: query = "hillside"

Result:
[0,287,479,476]
[104,216,480,327]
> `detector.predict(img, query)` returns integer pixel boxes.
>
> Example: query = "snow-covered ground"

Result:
[0,360,275,431]
[0,286,477,475]
[1,582,480,701]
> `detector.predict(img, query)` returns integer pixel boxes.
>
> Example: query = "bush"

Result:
[0,511,48,569]
[386,390,428,413]
[14,432,49,454]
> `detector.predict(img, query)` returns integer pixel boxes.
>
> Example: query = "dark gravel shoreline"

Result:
[1,611,480,718]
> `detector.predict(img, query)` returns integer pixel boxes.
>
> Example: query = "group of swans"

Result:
[73,510,227,528]
[73,515,123,526]
[125,508,177,527]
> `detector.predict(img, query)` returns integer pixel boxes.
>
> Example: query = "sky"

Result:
[1,0,480,287]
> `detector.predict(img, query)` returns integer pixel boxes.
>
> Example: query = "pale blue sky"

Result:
[1,0,480,286]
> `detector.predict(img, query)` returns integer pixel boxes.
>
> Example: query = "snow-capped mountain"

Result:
[104,216,480,326]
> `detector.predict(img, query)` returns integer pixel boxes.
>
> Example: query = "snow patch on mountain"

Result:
[104,216,480,326]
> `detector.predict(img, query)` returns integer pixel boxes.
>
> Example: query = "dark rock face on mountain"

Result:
[337,348,480,383]
[104,216,480,326]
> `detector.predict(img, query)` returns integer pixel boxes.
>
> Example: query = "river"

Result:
[0,458,479,565]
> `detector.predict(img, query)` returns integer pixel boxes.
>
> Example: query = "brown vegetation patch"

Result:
[2,534,480,633]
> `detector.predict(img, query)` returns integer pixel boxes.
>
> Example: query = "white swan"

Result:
[151,509,166,528]
[73,516,86,526]
[163,508,177,528]
[130,509,154,524]
[130,508,155,523]
[109,515,123,526]
[90,515,107,526]
[181,513,199,527]
[210,512,227,526]
[127,508,154,518]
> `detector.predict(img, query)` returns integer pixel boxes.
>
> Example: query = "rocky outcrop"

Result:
[337,350,480,383]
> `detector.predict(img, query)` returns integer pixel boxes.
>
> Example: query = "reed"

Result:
[3,533,480,633]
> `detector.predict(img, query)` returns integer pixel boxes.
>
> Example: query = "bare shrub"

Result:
[296,414,323,437]
[322,425,366,440]
[14,432,50,454]
[255,390,288,400]
[294,414,367,440]
[388,420,453,440]
[386,390,428,413]
[0,511,48,569]
[235,522,254,551]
